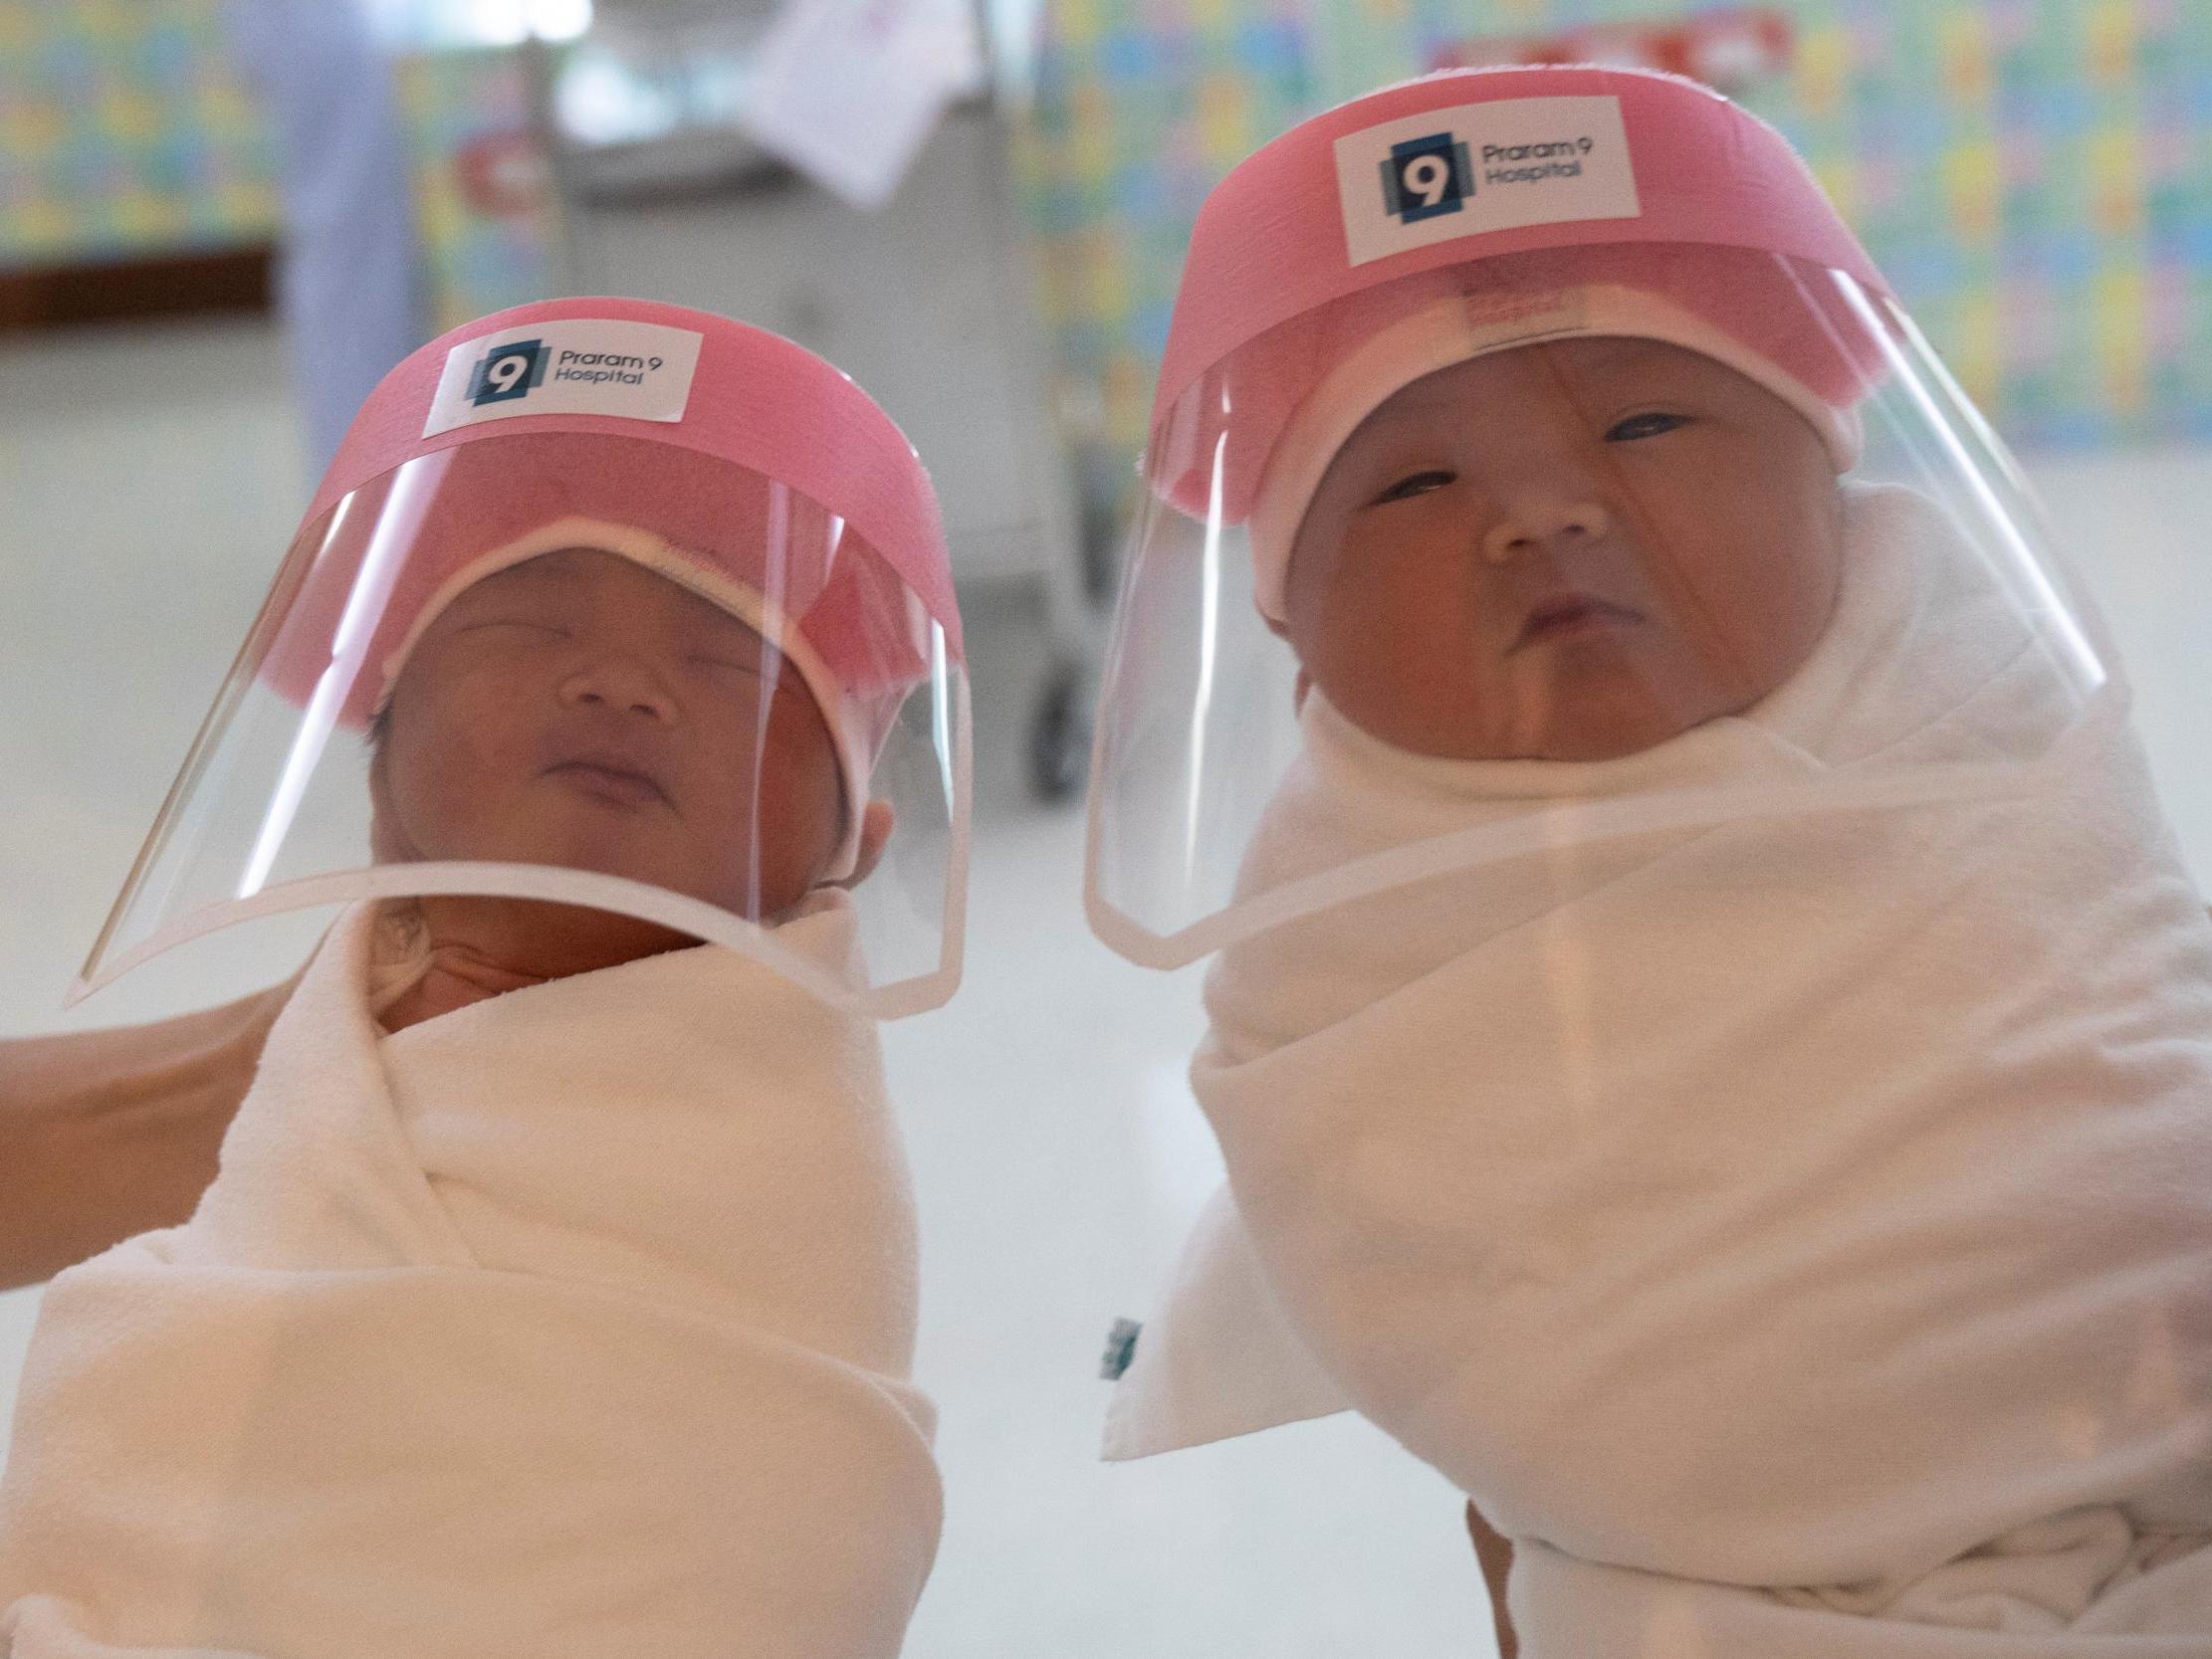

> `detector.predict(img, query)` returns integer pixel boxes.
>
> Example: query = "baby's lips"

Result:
[541,745,676,808]
[1511,593,1646,652]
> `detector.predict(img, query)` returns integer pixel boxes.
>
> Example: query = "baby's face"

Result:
[373,547,845,921]
[1282,337,1845,762]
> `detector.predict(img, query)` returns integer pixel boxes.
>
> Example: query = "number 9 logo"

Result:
[467,339,550,407]
[1381,133,1472,226]
[485,354,532,395]
[1401,153,1451,209]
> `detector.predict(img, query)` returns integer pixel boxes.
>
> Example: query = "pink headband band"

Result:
[1146,66,1894,530]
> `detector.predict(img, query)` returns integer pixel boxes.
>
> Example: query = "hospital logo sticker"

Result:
[467,338,550,406]
[423,318,706,438]
[1381,132,1474,224]
[1334,95,1641,267]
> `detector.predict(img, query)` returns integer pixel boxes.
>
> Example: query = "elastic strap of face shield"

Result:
[1244,286,1866,625]
[374,516,871,883]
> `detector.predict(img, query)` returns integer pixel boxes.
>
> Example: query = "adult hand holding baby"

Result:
[0,980,287,1290]
[0,790,903,1290]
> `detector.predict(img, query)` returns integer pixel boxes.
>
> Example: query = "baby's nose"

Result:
[1481,495,1612,565]
[558,656,676,722]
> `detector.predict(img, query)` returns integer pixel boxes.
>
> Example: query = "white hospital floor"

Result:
[4,316,2212,1656]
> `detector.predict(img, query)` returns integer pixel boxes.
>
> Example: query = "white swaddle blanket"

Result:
[1108,485,2212,1650]
[0,901,941,1659]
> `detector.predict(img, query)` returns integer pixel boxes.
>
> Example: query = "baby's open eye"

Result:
[1605,411,1687,442]
[1370,469,1456,506]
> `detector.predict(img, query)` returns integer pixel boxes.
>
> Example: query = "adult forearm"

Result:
[0,980,292,1289]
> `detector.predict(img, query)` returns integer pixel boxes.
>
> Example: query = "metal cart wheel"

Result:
[1027,656,1093,802]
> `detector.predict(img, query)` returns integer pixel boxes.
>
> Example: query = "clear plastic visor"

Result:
[1085,255,2116,969]
[78,434,971,1018]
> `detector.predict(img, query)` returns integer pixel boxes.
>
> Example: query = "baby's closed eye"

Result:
[688,654,769,680]
[461,619,570,639]
[1370,469,1457,506]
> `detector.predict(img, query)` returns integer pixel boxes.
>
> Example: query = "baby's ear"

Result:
[364,727,415,864]
[1258,606,1307,707]
[832,800,897,889]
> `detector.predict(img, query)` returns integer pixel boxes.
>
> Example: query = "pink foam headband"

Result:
[1146,66,1895,529]
[304,297,961,664]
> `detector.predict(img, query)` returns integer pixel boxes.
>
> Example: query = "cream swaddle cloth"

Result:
[1109,484,2212,1650]
[0,900,940,1659]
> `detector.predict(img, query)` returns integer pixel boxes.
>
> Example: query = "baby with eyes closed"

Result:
[1,318,951,1659]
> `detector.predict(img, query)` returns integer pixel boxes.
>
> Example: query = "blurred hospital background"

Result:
[3,2,2211,1652]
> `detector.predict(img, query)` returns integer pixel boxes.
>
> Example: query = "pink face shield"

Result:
[1082,65,2116,968]
[79,299,973,1018]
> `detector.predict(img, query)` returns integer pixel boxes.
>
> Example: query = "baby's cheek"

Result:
[404,708,529,841]
[1316,532,1422,650]
[407,746,493,850]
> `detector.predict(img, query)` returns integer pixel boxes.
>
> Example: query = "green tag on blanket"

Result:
[1099,1318,1142,1380]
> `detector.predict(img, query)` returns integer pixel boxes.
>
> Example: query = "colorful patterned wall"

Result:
[0,1,553,327]
[393,45,564,334]
[1015,0,1317,478]
[0,0,278,264]
[1015,0,2212,473]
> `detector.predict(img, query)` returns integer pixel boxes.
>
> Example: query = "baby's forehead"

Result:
[1384,335,1715,413]
[460,546,763,639]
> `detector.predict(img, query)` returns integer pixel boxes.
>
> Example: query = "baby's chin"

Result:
[1502,703,1718,763]
[409,820,795,923]
[1330,683,1738,764]
[410,893,698,977]
[546,849,813,925]
[1331,634,1821,762]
